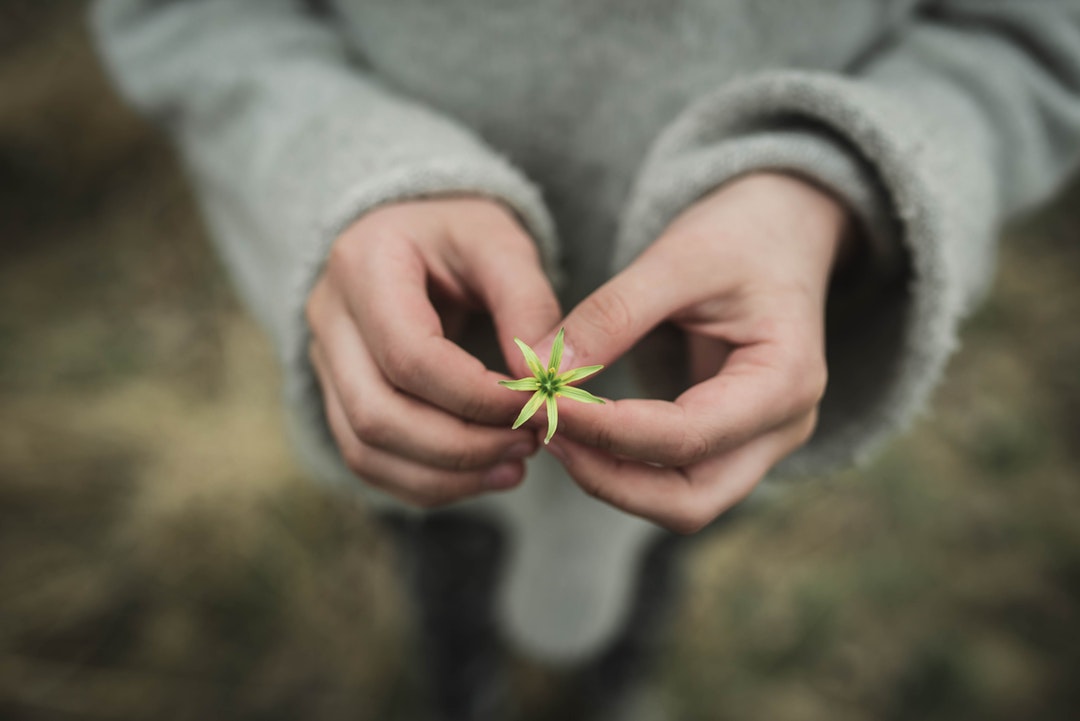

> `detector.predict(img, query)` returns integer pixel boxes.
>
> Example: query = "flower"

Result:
[498,328,604,444]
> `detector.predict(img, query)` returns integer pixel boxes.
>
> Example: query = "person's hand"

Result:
[534,173,853,533]
[305,197,561,508]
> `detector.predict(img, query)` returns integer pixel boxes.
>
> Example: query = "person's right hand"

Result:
[305,197,561,508]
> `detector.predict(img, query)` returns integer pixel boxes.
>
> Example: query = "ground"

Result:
[1,4,1078,720]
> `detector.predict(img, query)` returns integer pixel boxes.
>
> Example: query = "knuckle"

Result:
[304,283,328,336]
[410,483,466,511]
[409,491,444,511]
[456,391,492,423]
[326,235,361,276]
[810,361,829,404]
[339,207,401,243]
[587,422,619,454]
[779,358,826,418]
[796,352,829,408]
[344,403,387,447]
[581,479,605,501]
[304,298,319,335]
[446,445,487,472]
[521,294,562,330]
[668,507,712,536]
[479,199,525,229]
[785,332,828,407]
[341,444,370,478]
[580,474,614,505]
[788,378,819,416]
[381,340,422,389]
[368,476,459,511]
[794,410,819,447]
[579,472,634,513]
[672,429,712,466]
[583,287,634,340]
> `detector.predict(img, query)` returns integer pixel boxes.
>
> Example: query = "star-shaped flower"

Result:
[498,328,604,444]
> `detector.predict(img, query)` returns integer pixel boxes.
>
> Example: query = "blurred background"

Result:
[2,3,1078,720]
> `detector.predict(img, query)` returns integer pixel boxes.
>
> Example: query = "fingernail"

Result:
[501,441,535,461]
[559,345,577,371]
[545,439,570,466]
[535,335,575,370]
[531,338,554,364]
[484,464,522,491]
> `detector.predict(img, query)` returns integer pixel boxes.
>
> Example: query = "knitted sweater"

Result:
[92,0,1080,662]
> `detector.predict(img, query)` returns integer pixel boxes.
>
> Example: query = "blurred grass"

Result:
[1,3,1078,720]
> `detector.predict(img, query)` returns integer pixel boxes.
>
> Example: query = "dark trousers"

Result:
[380,511,694,721]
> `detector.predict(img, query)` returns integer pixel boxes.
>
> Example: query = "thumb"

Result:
[534,259,679,371]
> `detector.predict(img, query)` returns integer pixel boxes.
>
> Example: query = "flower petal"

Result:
[557,386,605,405]
[511,390,546,430]
[498,377,541,391]
[557,364,604,383]
[513,337,545,378]
[544,394,559,444]
[548,327,565,374]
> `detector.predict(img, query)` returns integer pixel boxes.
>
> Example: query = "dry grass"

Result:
[2,3,1078,720]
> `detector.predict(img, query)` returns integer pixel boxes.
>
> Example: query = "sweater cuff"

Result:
[618,125,902,282]
[618,70,995,474]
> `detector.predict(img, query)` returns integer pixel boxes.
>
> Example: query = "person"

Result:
[92,1,1080,719]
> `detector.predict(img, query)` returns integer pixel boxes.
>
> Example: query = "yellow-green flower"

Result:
[498,328,604,444]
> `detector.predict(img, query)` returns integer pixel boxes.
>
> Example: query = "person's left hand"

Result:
[530,173,853,533]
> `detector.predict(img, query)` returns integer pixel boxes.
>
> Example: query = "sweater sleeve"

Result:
[91,0,557,489]
[618,1,1080,473]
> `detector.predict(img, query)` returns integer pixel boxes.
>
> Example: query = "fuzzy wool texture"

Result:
[92,0,1080,663]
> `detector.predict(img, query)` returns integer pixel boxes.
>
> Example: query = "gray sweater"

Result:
[92,0,1080,662]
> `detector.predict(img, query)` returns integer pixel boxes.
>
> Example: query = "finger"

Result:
[332,234,524,424]
[312,287,537,471]
[555,334,826,466]
[458,233,562,375]
[313,345,526,508]
[531,252,691,371]
[546,413,815,534]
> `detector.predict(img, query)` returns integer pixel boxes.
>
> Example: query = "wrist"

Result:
[652,171,856,303]
[726,171,855,270]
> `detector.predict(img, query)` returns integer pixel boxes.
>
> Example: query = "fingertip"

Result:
[483,462,525,491]
[500,439,537,462]
[531,329,577,372]
[544,437,571,466]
